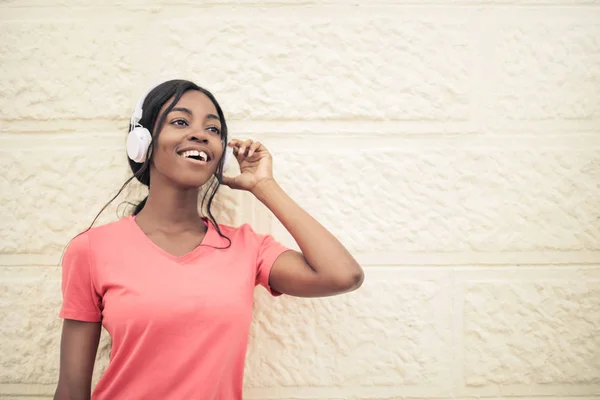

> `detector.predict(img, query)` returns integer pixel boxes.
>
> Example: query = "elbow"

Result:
[350,267,365,290]
[333,265,364,293]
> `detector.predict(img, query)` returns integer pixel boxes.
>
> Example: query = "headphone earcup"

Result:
[223,146,233,170]
[127,127,152,163]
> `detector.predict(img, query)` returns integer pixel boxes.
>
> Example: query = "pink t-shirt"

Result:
[58,215,290,399]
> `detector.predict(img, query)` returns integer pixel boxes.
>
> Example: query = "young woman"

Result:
[54,79,364,400]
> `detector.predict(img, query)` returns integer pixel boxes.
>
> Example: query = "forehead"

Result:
[162,90,218,115]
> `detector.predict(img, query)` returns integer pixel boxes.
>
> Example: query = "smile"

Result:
[177,149,210,164]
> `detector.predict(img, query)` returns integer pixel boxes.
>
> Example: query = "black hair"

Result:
[76,79,231,247]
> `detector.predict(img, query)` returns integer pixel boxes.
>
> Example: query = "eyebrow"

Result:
[171,107,192,115]
[170,107,220,122]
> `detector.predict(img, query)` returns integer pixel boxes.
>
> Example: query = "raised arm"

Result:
[222,139,364,298]
[255,178,364,297]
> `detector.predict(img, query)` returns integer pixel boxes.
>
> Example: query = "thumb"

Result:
[220,175,236,188]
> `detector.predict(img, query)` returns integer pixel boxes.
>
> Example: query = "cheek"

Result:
[150,139,176,171]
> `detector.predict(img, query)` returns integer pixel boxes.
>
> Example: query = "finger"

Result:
[220,175,235,188]
[247,141,262,158]
[239,139,253,157]
[234,145,246,163]
[228,139,242,148]
[228,141,243,159]
[228,140,244,157]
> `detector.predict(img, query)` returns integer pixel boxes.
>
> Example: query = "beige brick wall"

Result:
[1,1,599,399]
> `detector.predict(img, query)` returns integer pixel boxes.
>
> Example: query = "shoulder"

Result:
[66,216,131,252]
[213,221,259,236]
[210,220,290,257]
[210,221,271,248]
[87,216,131,236]
[212,221,260,239]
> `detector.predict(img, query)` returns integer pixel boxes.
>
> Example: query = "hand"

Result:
[221,138,275,193]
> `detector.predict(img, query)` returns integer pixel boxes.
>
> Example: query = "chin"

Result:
[172,173,216,190]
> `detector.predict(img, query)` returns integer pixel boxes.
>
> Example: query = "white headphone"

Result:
[126,80,233,169]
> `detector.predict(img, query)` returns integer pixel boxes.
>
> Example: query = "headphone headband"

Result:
[130,79,170,130]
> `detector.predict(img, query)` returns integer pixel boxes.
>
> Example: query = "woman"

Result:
[54,79,364,400]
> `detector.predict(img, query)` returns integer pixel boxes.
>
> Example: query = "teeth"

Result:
[180,150,208,162]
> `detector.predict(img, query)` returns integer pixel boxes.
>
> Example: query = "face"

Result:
[150,90,224,188]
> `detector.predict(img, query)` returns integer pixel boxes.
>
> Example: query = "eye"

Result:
[171,119,188,127]
[207,126,221,135]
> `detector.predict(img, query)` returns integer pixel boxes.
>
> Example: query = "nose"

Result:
[185,130,209,144]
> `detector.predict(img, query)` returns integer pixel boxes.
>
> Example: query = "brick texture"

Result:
[1,1,599,399]
[464,280,600,386]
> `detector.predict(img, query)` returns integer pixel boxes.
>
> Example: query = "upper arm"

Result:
[268,250,361,297]
[267,250,323,297]
[253,228,361,298]
[54,319,101,400]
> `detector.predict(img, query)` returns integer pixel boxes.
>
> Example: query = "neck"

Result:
[136,178,205,228]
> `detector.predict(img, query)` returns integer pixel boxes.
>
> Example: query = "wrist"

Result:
[251,178,280,201]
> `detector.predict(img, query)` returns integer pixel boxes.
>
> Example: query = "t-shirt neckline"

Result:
[125,215,219,263]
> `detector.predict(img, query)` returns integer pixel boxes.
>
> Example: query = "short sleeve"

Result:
[255,231,291,297]
[58,232,102,322]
